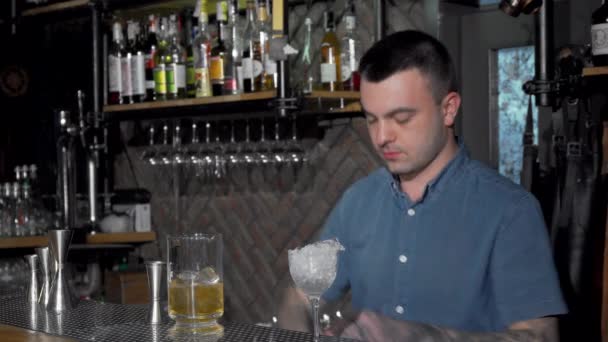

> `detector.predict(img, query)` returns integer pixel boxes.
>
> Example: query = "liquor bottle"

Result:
[195,0,212,57]
[2,183,15,236]
[24,164,50,235]
[108,21,124,104]
[15,165,25,185]
[130,21,147,102]
[194,42,212,98]
[210,1,228,96]
[18,183,34,236]
[340,3,361,91]
[320,11,341,91]
[225,0,242,94]
[591,1,608,66]
[232,0,244,92]
[145,15,159,101]
[299,17,315,94]
[11,182,26,237]
[184,10,196,98]
[193,0,212,97]
[258,0,275,90]
[166,14,187,99]
[29,165,37,188]
[242,0,263,93]
[0,184,7,237]
[154,17,170,101]
[121,21,134,104]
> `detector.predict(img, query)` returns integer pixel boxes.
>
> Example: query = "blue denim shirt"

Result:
[320,145,567,332]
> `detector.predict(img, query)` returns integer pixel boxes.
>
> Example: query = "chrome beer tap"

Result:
[56,110,78,230]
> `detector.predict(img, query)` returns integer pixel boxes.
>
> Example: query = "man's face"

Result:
[361,69,457,180]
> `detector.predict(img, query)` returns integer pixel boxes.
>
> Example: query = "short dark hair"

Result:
[359,30,459,103]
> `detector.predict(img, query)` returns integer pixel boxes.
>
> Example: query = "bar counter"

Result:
[0,324,75,341]
[0,290,356,342]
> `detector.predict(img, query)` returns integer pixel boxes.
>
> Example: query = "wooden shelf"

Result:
[0,232,156,249]
[20,0,249,18]
[309,90,361,100]
[583,67,608,77]
[104,91,276,113]
[0,236,49,249]
[21,0,90,16]
[111,0,247,17]
[104,90,361,113]
[334,101,362,113]
[85,231,156,244]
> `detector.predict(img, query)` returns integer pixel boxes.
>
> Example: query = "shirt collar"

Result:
[386,140,469,202]
[426,141,469,195]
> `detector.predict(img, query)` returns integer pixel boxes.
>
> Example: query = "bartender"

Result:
[280,30,566,342]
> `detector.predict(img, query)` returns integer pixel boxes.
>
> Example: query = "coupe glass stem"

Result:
[310,296,321,342]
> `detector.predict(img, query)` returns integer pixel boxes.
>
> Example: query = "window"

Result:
[493,46,538,184]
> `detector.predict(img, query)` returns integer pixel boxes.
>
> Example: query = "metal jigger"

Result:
[146,261,168,324]
[36,247,52,307]
[24,254,39,303]
[47,229,78,313]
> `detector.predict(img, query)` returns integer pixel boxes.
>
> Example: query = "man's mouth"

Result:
[382,151,401,160]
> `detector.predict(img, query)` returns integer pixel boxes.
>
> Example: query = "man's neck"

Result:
[399,137,459,202]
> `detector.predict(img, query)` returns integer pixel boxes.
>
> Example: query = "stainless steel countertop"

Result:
[0,289,357,342]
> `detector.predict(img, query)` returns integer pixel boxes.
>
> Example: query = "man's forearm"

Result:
[341,313,558,342]
[399,322,543,342]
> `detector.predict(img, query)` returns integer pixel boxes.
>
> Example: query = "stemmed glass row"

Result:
[140,118,308,180]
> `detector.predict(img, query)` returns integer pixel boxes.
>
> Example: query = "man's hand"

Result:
[330,310,559,342]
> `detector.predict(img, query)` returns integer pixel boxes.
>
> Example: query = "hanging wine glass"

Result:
[157,123,172,166]
[141,124,159,165]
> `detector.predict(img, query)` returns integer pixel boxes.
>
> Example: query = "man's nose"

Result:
[376,120,395,146]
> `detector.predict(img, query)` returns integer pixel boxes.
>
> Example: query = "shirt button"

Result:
[399,255,408,263]
[395,305,404,314]
[407,208,416,216]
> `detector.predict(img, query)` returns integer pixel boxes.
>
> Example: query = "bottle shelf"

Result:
[103,90,363,121]
[0,232,156,249]
[104,91,276,113]
[21,0,90,17]
[309,90,361,100]
[85,231,156,244]
[109,0,247,17]
[583,66,608,77]
[0,236,48,249]
[22,0,308,18]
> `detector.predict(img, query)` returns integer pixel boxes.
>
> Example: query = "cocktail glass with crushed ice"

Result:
[288,239,344,342]
[167,233,224,336]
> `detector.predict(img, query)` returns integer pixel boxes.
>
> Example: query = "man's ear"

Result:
[442,92,461,127]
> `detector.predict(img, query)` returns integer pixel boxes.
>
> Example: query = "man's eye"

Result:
[394,115,411,124]
[366,116,377,124]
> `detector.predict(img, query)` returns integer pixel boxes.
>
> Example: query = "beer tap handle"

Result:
[76,90,87,148]
[14,166,21,182]
[192,122,199,144]
[205,122,211,144]
[148,125,156,146]
[162,123,169,146]
[174,122,182,147]
[77,90,85,126]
